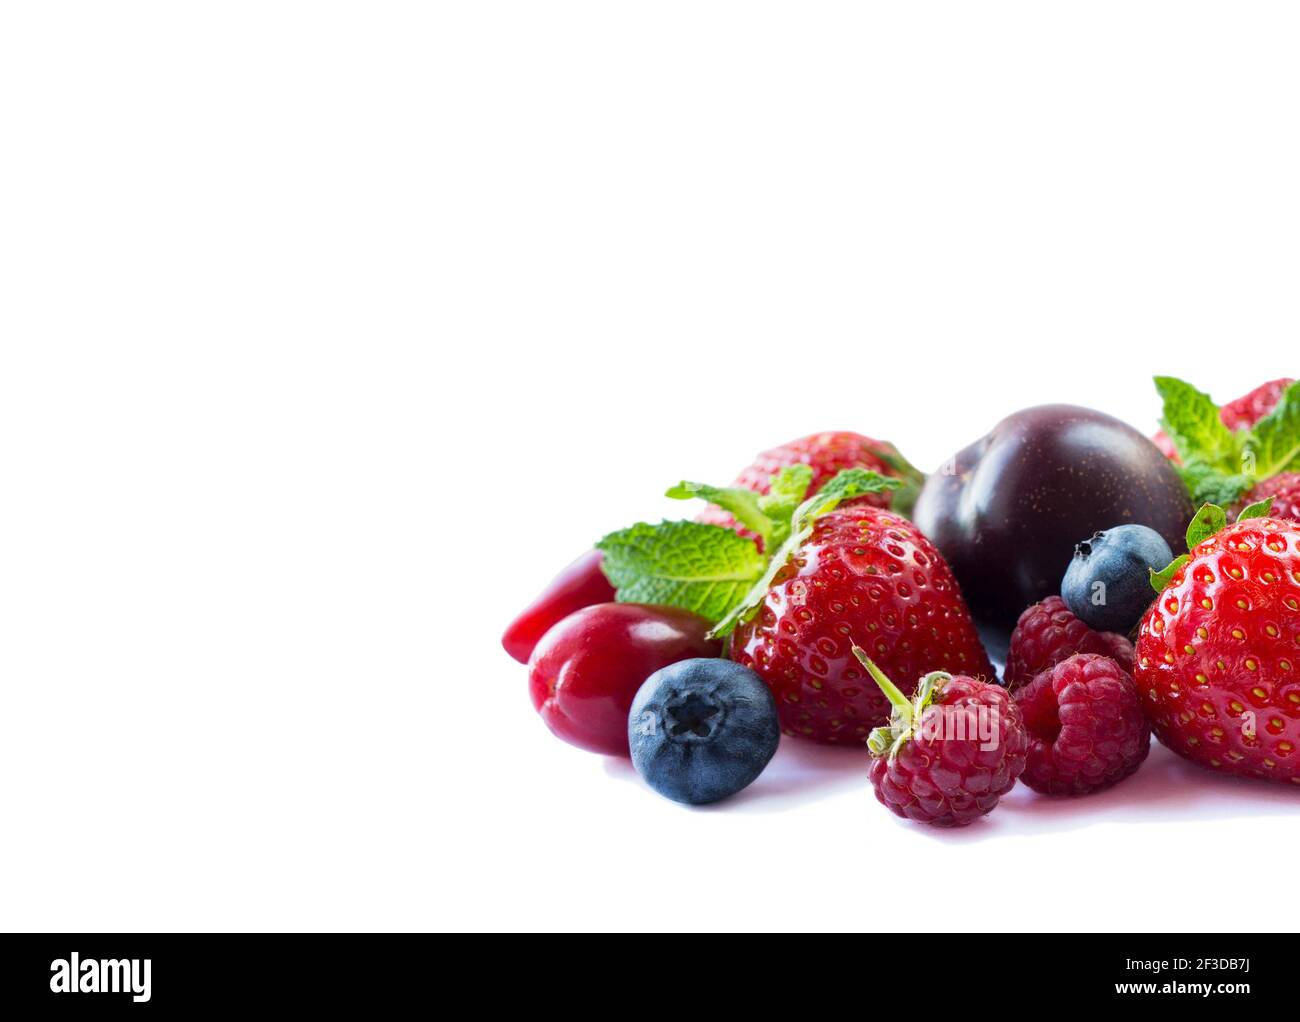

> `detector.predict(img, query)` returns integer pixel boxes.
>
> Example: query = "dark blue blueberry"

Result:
[1061,524,1174,633]
[628,658,779,805]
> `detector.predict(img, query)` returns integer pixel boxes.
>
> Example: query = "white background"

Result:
[2,3,1298,933]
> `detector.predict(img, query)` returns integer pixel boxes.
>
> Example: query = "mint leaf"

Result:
[665,481,773,549]
[794,468,903,525]
[708,470,902,639]
[762,464,814,506]
[1149,555,1190,594]
[1243,381,1300,479]
[756,465,813,548]
[1177,458,1253,507]
[1185,503,1228,549]
[867,441,927,518]
[1155,376,1240,469]
[596,520,766,623]
[1236,497,1274,522]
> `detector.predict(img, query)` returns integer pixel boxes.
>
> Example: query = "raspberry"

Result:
[855,648,1028,827]
[1005,596,1134,690]
[1095,630,1137,677]
[1013,654,1150,795]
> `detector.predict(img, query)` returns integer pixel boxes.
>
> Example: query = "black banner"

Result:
[0,933,1288,1011]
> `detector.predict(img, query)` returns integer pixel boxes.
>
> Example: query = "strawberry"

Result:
[1152,431,1180,461]
[1153,377,1293,465]
[732,431,921,509]
[1136,503,1300,784]
[510,436,920,663]
[1233,472,1300,525]
[700,432,925,538]
[598,465,990,745]
[730,504,993,744]
[1155,375,1300,523]
[1221,377,1295,432]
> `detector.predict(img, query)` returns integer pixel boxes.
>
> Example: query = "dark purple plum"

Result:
[913,405,1193,629]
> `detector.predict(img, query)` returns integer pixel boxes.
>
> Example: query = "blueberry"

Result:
[1061,524,1174,633]
[628,658,779,805]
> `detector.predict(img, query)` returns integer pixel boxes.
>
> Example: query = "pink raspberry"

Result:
[855,648,1028,827]
[1005,596,1134,690]
[1013,653,1150,795]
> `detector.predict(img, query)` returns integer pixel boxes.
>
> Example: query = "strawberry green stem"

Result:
[851,645,912,726]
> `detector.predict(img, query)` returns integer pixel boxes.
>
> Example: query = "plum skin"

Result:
[913,404,1193,629]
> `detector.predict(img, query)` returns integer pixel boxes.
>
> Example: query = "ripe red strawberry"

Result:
[1233,473,1300,525]
[1014,653,1150,795]
[700,432,921,539]
[733,432,905,504]
[731,505,994,744]
[853,647,1027,827]
[1221,377,1295,431]
[1005,596,1135,691]
[1154,377,1294,462]
[1136,512,1300,784]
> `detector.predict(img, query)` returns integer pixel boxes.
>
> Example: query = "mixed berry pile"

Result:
[503,376,1300,826]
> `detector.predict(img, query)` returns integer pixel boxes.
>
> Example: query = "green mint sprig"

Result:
[595,467,902,636]
[1155,375,1300,505]
[707,469,903,638]
[865,442,926,518]
[663,464,814,552]
[595,519,767,622]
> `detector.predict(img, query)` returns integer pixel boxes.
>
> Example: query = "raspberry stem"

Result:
[851,645,912,725]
